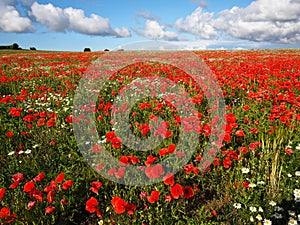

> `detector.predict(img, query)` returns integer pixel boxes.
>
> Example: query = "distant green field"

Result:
[0,49,68,55]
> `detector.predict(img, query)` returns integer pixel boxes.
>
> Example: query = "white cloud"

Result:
[114,27,132,38]
[64,7,111,35]
[136,20,181,41]
[0,1,34,32]
[215,0,300,43]
[175,7,217,39]
[30,2,68,32]
[29,2,131,37]
[135,10,160,21]
[192,0,208,8]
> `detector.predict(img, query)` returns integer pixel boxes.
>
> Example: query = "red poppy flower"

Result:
[92,144,102,153]
[285,148,293,155]
[47,190,54,203]
[163,174,174,186]
[170,183,183,199]
[144,155,158,166]
[108,167,117,176]
[243,105,250,111]
[12,173,24,183]
[165,195,172,202]
[183,186,194,199]
[44,181,58,192]
[65,115,73,123]
[212,210,217,217]
[62,180,73,190]
[55,173,65,183]
[33,172,45,182]
[28,201,37,210]
[158,148,169,157]
[235,130,245,137]
[139,123,150,136]
[5,131,14,138]
[45,206,55,215]
[23,181,35,193]
[0,207,11,219]
[112,137,122,148]
[47,118,56,127]
[32,190,43,202]
[0,188,6,200]
[114,167,125,178]
[147,190,160,204]
[86,197,99,213]
[167,144,176,153]
[111,197,127,214]
[223,156,232,169]
[184,164,194,174]
[145,164,164,179]
[9,108,21,117]
[248,142,261,151]
[60,199,67,206]
[106,131,116,142]
[238,146,248,154]
[37,118,46,126]
[125,203,136,215]
[242,182,249,188]
[249,128,259,134]
[90,181,102,194]
[202,123,211,136]
[213,158,220,167]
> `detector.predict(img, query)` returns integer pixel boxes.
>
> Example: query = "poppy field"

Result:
[0,49,300,225]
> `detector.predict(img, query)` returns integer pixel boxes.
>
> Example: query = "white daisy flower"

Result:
[273,212,283,219]
[269,201,277,206]
[263,218,272,225]
[24,149,31,154]
[241,168,250,174]
[249,206,257,212]
[233,203,242,209]
[8,151,15,156]
[256,214,263,221]
[288,219,298,225]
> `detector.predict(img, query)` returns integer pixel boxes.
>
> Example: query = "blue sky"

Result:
[0,0,299,51]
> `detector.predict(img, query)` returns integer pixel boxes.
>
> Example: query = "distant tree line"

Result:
[0,43,37,51]
[0,43,22,50]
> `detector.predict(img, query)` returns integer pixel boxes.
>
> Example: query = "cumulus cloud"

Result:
[29,2,131,37]
[114,27,132,38]
[0,1,34,32]
[135,10,160,21]
[192,0,208,8]
[215,0,300,43]
[30,2,68,32]
[175,7,217,39]
[135,20,181,41]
